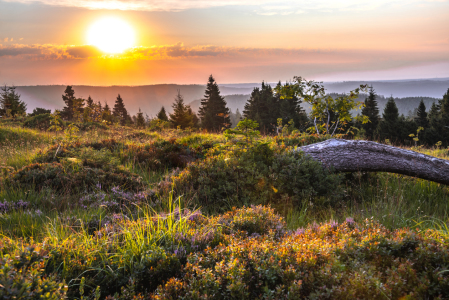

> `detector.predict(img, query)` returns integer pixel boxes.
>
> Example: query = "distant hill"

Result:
[14,79,448,117]
[15,85,254,117]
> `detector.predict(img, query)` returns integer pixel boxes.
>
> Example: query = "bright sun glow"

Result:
[87,17,135,54]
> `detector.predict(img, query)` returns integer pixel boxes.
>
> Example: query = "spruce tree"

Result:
[415,99,428,128]
[136,108,146,128]
[86,96,94,108]
[361,86,380,140]
[156,106,169,121]
[243,81,278,132]
[377,96,399,143]
[169,90,195,129]
[440,89,449,128]
[198,75,231,131]
[0,85,27,117]
[61,86,76,120]
[230,108,242,128]
[112,94,128,125]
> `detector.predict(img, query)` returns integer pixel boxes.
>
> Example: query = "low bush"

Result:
[8,162,143,193]
[0,247,67,299]
[153,218,449,299]
[1,206,448,299]
[22,113,53,130]
[169,146,341,212]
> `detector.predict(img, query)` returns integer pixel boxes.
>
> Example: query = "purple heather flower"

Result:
[345,217,355,224]
[329,220,338,229]
[295,228,305,235]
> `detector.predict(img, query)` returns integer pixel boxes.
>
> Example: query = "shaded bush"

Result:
[169,147,341,212]
[8,162,142,193]
[23,113,52,130]
[124,140,199,171]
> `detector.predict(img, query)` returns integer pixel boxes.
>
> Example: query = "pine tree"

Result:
[61,86,76,120]
[156,106,169,121]
[0,85,27,117]
[198,75,231,131]
[361,86,380,140]
[415,99,428,128]
[86,96,94,108]
[377,96,399,143]
[136,108,146,128]
[112,94,128,125]
[169,90,196,129]
[230,108,242,128]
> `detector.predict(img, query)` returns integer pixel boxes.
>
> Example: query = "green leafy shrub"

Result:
[270,151,343,206]
[23,113,52,130]
[169,146,341,212]
[0,247,67,299]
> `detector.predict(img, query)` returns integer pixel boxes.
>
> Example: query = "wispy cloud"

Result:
[0,42,368,62]
[1,42,447,68]
[4,0,448,13]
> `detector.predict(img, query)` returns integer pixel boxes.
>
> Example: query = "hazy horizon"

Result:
[1,0,449,86]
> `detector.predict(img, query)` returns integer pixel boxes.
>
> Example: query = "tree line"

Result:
[1,76,449,146]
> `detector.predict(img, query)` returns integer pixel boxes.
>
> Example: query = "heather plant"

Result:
[153,217,449,300]
[0,247,68,299]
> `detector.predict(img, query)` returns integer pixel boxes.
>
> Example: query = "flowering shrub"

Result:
[1,206,449,299]
[153,217,449,299]
[0,247,67,299]
[215,205,285,237]
[0,199,29,214]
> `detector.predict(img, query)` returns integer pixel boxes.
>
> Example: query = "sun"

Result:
[87,17,135,54]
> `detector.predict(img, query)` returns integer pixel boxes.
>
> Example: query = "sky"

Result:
[1,0,449,85]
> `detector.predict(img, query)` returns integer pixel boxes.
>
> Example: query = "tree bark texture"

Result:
[298,139,449,185]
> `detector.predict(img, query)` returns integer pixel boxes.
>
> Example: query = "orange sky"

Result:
[1,0,449,85]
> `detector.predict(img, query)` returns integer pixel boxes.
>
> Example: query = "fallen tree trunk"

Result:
[298,139,449,185]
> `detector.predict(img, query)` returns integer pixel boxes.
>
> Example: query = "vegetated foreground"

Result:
[1,124,449,299]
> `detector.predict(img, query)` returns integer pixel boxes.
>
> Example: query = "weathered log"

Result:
[298,139,449,185]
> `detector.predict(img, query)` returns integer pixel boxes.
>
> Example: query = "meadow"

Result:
[1,120,449,299]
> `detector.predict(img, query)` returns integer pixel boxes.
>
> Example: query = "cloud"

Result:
[4,0,448,13]
[0,45,43,56]
[0,44,104,59]
[1,42,448,73]
[66,45,103,58]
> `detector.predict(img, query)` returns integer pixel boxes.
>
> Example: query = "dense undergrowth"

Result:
[1,122,449,299]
